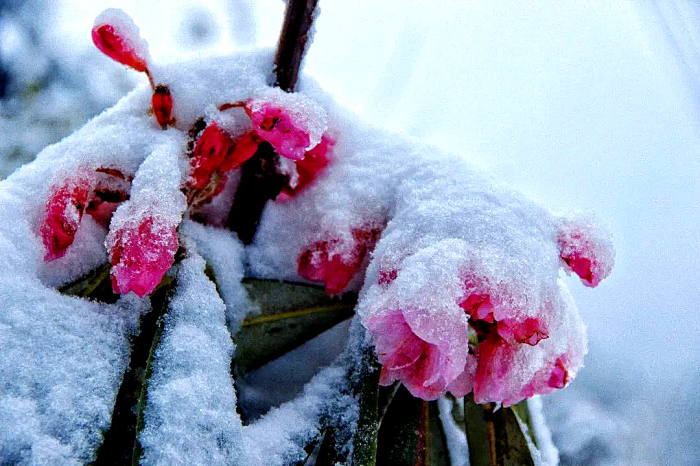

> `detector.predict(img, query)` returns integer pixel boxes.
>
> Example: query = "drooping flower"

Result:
[218,131,260,172]
[245,101,312,160]
[40,175,92,261]
[152,85,174,129]
[92,9,150,73]
[108,217,178,297]
[298,227,381,294]
[280,134,334,199]
[187,122,233,191]
[367,308,476,400]
[557,214,614,287]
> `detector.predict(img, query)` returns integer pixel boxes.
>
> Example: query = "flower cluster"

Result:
[41,9,334,298]
[358,217,613,405]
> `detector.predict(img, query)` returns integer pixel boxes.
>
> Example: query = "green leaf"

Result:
[234,278,356,375]
[89,275,173,466]
[59,263,120,303]
[349,346,381,466]
[463,396,537,466]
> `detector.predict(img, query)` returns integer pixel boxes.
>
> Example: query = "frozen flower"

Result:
[188,122,232,191]
[108,217,178,297]
[152,85,174,129]
[218,132,260,172]
[92,9,150,73]
[245,101,312,160]
[367,308,475,400]
[280,134,334,199]
[557,214,614,287]
[40,175,91,261]
[298,228,380,294]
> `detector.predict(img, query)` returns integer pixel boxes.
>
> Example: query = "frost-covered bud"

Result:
[218,132,260,172]
[152,85,174,129]
[367,309,475,401]
[298,228,380,294]
[108,217,178,297]
[92,9,150,73]
[188,122,232,191]
[280,134,334,199]
[557,214,615,287]
[40,175,92,261]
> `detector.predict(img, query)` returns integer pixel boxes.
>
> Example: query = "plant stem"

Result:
[226,0,319,243]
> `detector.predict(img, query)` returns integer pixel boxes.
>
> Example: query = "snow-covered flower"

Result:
[40,174,91,261]
[279,133,334,199]
[91,8,150,73]
[298,227,380,294]
[107,217,178,297]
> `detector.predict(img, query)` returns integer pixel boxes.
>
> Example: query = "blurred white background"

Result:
[1,1,698,464]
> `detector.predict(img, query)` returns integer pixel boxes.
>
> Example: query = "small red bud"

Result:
[152,85,174,129]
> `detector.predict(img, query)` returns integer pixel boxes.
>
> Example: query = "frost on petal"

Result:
[368,309,475,401]
[108,217,178,297]
[245,91,327,160]
[298,228,381,294]
[557,214,615,287]
[85,168,132,227]
[280,134,334,199]
[92,8,150,72]
[188,122,233,191]
[40,175,92,261]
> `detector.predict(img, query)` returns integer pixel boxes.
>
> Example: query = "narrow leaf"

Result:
[234,278,356,374]
[376,385,422,465]
[350,346,381,466]
[60,263,119,303]
[463,396,537,466]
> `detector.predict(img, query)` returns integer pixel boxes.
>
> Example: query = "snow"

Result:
[138,253,243,466]
[438,396,469,466]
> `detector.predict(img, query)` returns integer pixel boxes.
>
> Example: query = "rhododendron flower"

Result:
[280,134,334,199]
[557,215,614,287]
[152,85,174,129]
[188,122,233,190]
[92,9,150,73]
[367,309,475,400]
[219,132,260,172]
[108,217,178,297]
[41,169,131,260]
[298,228,381,294]
[41,176,91,261]
[245,101,311,160]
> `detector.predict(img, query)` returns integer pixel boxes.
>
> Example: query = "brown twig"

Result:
[225,0,319,243]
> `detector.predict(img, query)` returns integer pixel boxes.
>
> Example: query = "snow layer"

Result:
[138,253,243,466]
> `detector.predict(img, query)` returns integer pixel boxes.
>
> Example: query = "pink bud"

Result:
[92,9,150,72]
[40,176,92,261]
[152,85,174,129]
[281,134,334,199]
[298,228,381,294]
[108,217,178,297]
[245,102,311,160]
[557,215,614,287]
[219,132,260,172]
[188,122,232,191]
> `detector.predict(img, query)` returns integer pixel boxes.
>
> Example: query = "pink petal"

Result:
[188,122,232,191]
[91,16,149,73]
[108,217,178,297]
[558,216,614,287]
[41,176,92,261]
[245,102,311,160]
[281,134,334,198]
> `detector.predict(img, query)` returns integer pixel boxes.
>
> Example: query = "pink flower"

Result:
[152,85,174,129]
[245,101,311,160]
[280,134,334,199]
[219,132,260,172]
[91,10,150,73]
[108,217,178,297]
[367,309,475,400]
[557,215,614,287]
[40,176,91,261]
[188,122,232,191]
[298,228,381,294]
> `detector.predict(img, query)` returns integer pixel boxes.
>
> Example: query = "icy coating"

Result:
[0,22,613,461]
